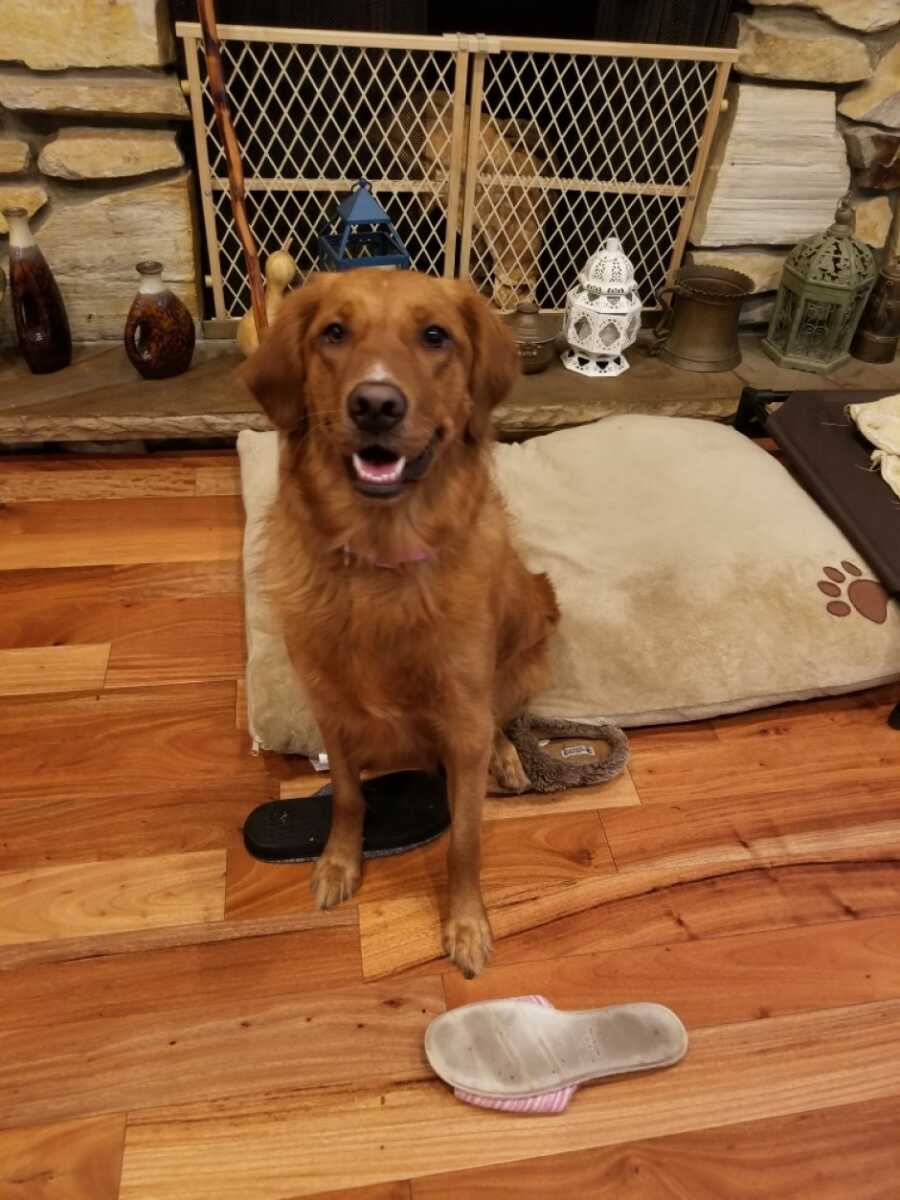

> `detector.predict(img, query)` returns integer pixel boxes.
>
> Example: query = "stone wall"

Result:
[0,0,199,343]
[689,1,900,326]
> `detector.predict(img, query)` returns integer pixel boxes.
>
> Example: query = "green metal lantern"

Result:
[763,196,877,374]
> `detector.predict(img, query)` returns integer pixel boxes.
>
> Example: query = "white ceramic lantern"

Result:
[561,238,642,377]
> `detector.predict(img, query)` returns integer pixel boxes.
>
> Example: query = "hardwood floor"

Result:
[1,448,898,1199]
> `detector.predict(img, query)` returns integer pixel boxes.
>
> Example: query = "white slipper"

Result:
[425,995,688,1114]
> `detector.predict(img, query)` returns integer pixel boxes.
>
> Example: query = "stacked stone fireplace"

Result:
[688,0,900,327]
[0,0,198,345]
[1,0,899,348]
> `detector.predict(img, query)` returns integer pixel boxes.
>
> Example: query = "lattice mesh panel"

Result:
[182,30,726,319]
[467,51,720,310]
[192,37,459,317]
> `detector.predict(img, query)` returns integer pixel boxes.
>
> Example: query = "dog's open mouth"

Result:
[349,434,438,498]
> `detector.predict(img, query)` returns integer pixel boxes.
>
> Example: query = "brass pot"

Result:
[650,265,753,373]
[503,302,560,374]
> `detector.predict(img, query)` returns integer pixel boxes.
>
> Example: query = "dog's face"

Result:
[239,269,519,502]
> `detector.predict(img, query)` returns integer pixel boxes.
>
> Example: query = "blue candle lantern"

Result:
[317,179,412,272]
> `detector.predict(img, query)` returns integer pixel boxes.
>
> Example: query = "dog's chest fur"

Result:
[287,558,493,760]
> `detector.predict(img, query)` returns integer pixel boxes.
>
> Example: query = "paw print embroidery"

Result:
[818,561,889,625]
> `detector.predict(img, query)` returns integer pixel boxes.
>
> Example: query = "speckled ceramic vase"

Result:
[4,206,72,375]
[124,260,195,379]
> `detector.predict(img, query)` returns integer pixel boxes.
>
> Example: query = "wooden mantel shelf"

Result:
[1,335,899,444]
[0,343,260,444]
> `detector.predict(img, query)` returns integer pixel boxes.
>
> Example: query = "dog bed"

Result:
[238,416,900,756]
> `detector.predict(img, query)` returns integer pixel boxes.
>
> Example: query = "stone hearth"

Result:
[3,333,900,447]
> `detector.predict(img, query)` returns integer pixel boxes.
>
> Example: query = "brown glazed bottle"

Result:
[124,260,195,379]
[4,206,72,375]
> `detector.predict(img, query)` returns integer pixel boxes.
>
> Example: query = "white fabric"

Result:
[848,393,900,501]
[238,417,900,755]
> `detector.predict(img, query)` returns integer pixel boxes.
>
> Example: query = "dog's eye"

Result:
[322,322,346,344]
[422,324,449,349]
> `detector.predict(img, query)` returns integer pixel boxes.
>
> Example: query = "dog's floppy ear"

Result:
[453,283,520,443]
[237,278,326,432]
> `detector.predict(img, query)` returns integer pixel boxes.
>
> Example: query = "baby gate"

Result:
[176,22,734,322]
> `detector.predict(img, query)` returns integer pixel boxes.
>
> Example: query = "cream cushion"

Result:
[238,416,900,755]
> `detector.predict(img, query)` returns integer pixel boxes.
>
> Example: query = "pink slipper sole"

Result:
[425,995,687,1114]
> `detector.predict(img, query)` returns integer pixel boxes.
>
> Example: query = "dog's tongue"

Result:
[352,453,407,485]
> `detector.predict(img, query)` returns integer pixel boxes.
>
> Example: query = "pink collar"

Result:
[341,543,436,570]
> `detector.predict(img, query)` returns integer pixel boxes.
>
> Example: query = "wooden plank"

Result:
[442,915,900,1026]
[358,783,900,977]
[0,908,357,973]
[226,842,433,919]
[0,561,242,648]
[103,596,245,688]
[183,31,227,320]
[309,1180,410,1200]
[0,455,196,502]
[176,22,737,62]
[496,352,743,436]
[118,999,900,1199]
[483,770,640,818]
[442,43,469,277]
[458,47,485,281]
[226,173,690,200]
[0,780,268,872]
[411,1096,900,1200]
[176,21,455,51]
[625,719,721,753]
[0,643,110,696]
[0,1114,126,1200]
[0,566,244,687]
[418,811,615,901]
[476,860,900,972]
[665,59,731,288]
[194,461,242,496]
[601,788,900,875]
[228,812,615,923]
[1,973,443,1130]
[1,923,362,1032]
[359,857,900,981]
[0,682,259,804]
[492,34,737,63]
[311,1186,411,1200]
[0,409,268,446]
[628,728,900,808]
[0,850,226,946]
[0,495,243,571]
[0,344,244,419]
[280,774,338,800]
[235,675,248,730]
[712,686,900,742]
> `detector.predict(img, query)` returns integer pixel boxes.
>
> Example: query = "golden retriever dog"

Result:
[239,268,559,977]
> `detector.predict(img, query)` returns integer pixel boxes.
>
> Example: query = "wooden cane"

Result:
[195,0,268,338]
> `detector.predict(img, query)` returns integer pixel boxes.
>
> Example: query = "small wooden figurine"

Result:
[236,243,298,356]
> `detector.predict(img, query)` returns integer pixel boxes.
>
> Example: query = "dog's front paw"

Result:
[311,852,361,909]
[443,906,493,978]
[489,732,530,795]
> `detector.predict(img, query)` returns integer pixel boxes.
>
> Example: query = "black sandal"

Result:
[243,770,449,863]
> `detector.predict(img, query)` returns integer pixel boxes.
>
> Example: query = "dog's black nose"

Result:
[347,383,408,434]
